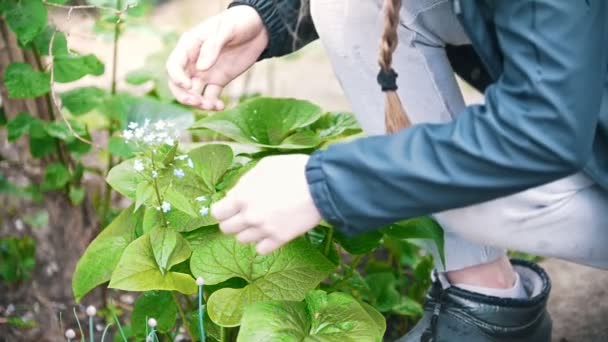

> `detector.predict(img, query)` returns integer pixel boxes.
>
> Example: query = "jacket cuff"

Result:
[228,1,283,60]
[306,151,358,237]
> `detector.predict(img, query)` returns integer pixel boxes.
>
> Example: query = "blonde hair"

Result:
[378,0,411,133]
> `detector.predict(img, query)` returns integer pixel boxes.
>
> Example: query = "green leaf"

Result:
[41,163,70,190]
[237,290,385,342]
[188,144,233,191]
[164,187,197,217]
[149,227,191,273]
[310,112,362,139]
[7,113,36,141]
[29,120,56,158]
[32,26,69,56]
[334,229,383,255]
[192,97,323,149]
[53,54,105,83]
[60,87,107,115]
[100,93,194,130]
[365,272,400,312]
[392,296,423,317]
[4,63,50,99]
[144,207,212,233]
[45,121,71,140]
[382,217,445,265]
[4,0,47,45]
[69,185,86,205]
[189,228,335,327]
[108,136,136,158]
[108,234,197,294]
[134,182,155,212]
[72,205,143,301]
[106,159,146,200]
[131,291,177,338]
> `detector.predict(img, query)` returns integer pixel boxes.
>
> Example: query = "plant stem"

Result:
[220,327,228,342]
[99,0,122,226]
[323,226,334,257]
[198,286,206,342]
[150,157,168,228]
[172,292,196,342]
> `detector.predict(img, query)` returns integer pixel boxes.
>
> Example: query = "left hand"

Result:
[211,154,322,255]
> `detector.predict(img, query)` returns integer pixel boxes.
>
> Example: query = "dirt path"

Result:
[58,1,608,341]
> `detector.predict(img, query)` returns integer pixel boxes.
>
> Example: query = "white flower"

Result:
[199,206,209,216]
[187,158,194,169]
[128,122,139,129]
[173,168,185,178]
[164,137,175,146]
[143,133,156,143]
[151,170,158,178]
[123,130,133,140]
[196,277,205,286]
[133,159,144,172]
[161,201,171,213]
[65,329,76,339]
[86,305,97,317]
[144,119,151,128]
[134,128,144,139]
[195,196,206,202]
[148,318,157,328]
[176,155,188,161]
[154,120,167,130]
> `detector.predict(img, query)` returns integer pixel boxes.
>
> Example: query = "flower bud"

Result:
[86,305,96,317]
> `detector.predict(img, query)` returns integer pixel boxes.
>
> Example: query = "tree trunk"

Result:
[0,18,100,342]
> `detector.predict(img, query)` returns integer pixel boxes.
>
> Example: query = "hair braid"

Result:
[378,0,411,133]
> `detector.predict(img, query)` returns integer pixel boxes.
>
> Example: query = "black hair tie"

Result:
[377,68,399,91]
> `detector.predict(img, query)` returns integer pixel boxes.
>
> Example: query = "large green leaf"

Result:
[106,159,146,200]
[72,205,143,301]
[60,87,107,116]
[6,112,36,141]
[191,98,323,149]
[3,63,50,99]
[189,228,335,327]
[334,229,383,255]
[188,144,233,191]
[143,206,213,233]
[53,54,104,83]
[382,217,445,265]
[32,26,69,57]
[149,227,192,273]
[4,0,47,45]
[310,112,362,139]
[109,234,197,294]
[131,291,177,338]
[100,93,194,130]
[237,290,385,342]
[364,272,400,312]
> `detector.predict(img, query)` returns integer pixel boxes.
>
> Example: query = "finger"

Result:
[201,84,225,110]
[217,214,248,234]
[211,194,242,222]
[168,81,202,107]
[196,21,231,71]
[166,32,202,88]
[256,238,282,256]
[236,228,266,244]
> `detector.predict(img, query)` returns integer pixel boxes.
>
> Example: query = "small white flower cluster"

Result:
[176,154,195,169]
[156,201,171,213]
[195,195,210,217]
[122,120,178,146]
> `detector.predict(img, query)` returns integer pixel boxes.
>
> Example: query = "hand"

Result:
[211,155,322,255]
[166,5,269,110]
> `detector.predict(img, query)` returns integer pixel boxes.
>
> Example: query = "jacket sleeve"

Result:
[306,0,608,236]
[229,0,318,59]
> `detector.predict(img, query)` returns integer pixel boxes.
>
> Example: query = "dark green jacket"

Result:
[232,0,608,236]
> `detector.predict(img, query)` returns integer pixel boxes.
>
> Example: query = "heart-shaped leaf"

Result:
[131,291,177,338]
[60,87,107,116]
[53,54,105,83]
[237,290,385,342]
[191,98,323,149]
[189,228,335,327]
[4,63,50,99]
[109,234,196,294]
[106,159,146,200]
[382,217,445,265]
[3,0,47,45]
[72,205,143,301]
[149,227,191,273]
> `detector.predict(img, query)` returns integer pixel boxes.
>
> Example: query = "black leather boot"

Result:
[396,259,552,342]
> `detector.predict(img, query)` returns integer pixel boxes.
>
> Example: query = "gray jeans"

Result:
[310,0,608,271]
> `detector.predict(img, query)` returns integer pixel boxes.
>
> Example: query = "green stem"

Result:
[323,226,335,257]
[220,327,228,342]
[150,158,168,228]
[172,292,196,342]
[99,0,122,226]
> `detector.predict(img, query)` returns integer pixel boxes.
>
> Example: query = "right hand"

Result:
[166,5,269,110]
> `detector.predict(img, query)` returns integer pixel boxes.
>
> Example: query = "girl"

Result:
[166,1,608,340]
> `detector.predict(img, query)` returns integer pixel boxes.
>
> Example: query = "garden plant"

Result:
[0,0,444,341]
